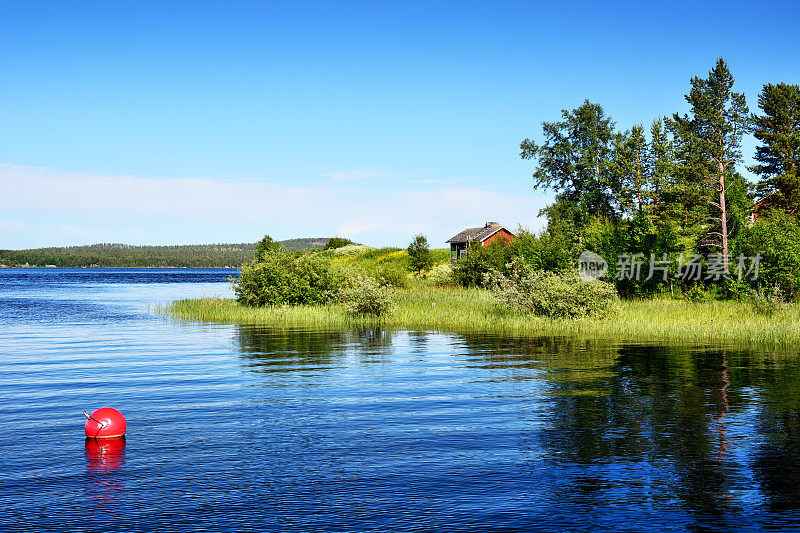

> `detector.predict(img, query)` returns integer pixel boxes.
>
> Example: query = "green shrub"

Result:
[508,229,574,273]
[340,275,395,317]
[747,286,784,316]
[323,237,354,250]
[407,234,433,272]
[427,263,454,287]
[234,252,345,306]
[451,228,575,288]
[375,265,409,289]
[583,214,681,297]
[680,284,716,302]
[485,258,618,318]
[737,212,800,300]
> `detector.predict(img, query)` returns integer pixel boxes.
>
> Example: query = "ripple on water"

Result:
[2,269,800,531]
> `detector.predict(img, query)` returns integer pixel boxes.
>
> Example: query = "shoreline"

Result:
[158,287,800,350]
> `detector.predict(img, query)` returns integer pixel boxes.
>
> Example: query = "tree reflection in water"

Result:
[232,326,800,524]
[461,334,800,523]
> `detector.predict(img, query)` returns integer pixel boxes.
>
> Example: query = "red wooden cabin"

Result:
[446,222,515,262]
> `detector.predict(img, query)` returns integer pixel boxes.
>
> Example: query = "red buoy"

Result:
[84,407,126,439]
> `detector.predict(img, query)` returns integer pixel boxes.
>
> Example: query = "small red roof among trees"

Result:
[446,222,515,246]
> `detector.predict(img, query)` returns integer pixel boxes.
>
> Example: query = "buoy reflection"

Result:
[84,437,126,508]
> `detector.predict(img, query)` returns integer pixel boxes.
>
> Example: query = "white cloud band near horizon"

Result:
[0,163,548,249]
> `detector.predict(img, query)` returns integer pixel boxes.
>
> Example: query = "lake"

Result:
[2,268,800,531]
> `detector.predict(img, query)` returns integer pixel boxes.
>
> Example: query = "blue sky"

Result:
[2,0,799,249]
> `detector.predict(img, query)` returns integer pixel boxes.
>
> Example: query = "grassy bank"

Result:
[158,285,800,348]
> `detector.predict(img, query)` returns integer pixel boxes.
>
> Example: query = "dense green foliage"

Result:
[517,58,800,301]
[737,212,800,300]
[747,286,785,317]
[486,257,618,318]
[375,265,409,289]
[234,250,345,306]
[582,214,681,296]
[234,235,421,310]
[452,230,573,288]
[452,239,511,287]
[255,235,282,260]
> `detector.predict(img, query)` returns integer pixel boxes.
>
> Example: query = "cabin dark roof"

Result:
[446,223,514,244]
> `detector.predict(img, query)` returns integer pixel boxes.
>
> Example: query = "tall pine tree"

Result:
[667,58,749,270]
[751,82,800,214]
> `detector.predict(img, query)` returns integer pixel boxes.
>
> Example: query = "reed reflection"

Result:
[234,326,393,373]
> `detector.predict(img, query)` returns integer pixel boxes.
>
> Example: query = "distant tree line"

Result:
[0,238,333,267]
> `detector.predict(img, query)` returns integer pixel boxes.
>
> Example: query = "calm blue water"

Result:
[2,268,800,532]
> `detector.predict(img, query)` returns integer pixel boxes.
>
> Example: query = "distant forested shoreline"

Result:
[0,238,329,268]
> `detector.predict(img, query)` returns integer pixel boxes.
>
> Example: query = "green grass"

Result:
[158,286,800,349]
[316,246,451,273]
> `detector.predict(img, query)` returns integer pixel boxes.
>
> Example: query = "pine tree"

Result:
[667,58,749,270]
[751,82,800,214]
[649,118,674,214]
[612,124,649,216]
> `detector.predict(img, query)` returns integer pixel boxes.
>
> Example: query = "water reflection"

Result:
[11,268,800,530]
[233,327,800,523]
[486,336,800,517]
[235,327,394,373]
[754,380,800,512]
[84,438,126,508]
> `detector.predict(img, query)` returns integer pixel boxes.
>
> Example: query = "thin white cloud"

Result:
[0,219,26,232]
[321,167,430,181]
[0,163,548,248]
[410,178,460,186]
